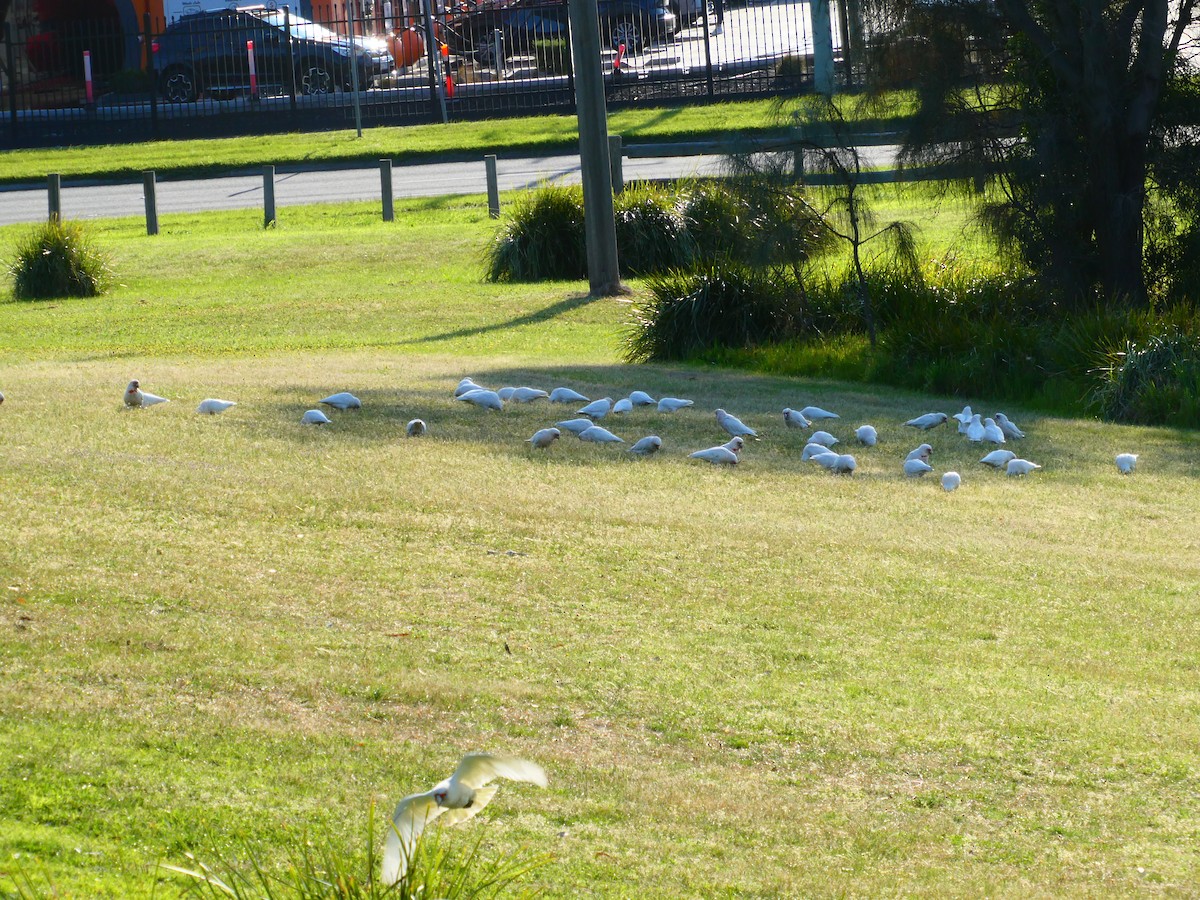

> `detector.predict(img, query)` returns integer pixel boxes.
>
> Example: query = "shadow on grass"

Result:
[398,291,598,347]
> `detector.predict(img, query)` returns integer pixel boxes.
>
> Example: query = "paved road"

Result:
[0,153,732,225]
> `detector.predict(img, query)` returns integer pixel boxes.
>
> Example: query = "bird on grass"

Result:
[1115,453,1138,474]
[800,406,839,421]
[302,409,331,425]
[382,754,547,886]
[966,414,985,442]
[832,453,857,474]
[801,442,832,461]
[577,398,613,420]
[953,406,973,431]
[406,419,427,437]
[1006,459,1042,477]
[611,397,634,415]
[657,397,694,413]
[721,436,745,455]
[555,418,594,435]
[942,471,961,491]
[855,425,877,446]
[549,387,589,404]
[808,430,839,447]
[629,391,657,406]
[527,427,561,448]
[906,444,933,463]
[783,408,810,429]
[124,380,169,408]
[905,412,948,430]
[320,392,362,410]
[196,399,236,415]
[995,413,1026,440]
[690,446,739,465]
[904,458,933,478]
[716,409,757,438]
[980,449,1016,469]
[455,378,484,398]
[458,389,504,411]
[982,417,1007,444]
[577,425,623,444]
[628,436,662,456]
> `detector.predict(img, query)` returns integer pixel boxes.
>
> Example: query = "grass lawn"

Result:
[1,197,1199,897]
[0,95,916,187]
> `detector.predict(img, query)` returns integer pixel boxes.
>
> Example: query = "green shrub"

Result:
[484,185,585,282]
[614,186,696,275]
[676,181,756,261]
[624,263,806,362]
[9,218,112,300]
[1093,331,1200,427]
[532,38,569,74]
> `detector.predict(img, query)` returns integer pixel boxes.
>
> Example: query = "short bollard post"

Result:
[263,165,276,227]
[485,154,500,219]
[608,134,624,195]
[47,173,61,221]
[792,147,806,184]
[380,159,394,222]
[143,171,159,236]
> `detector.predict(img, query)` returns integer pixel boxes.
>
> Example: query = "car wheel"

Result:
[472,31,502,68]
[160,65,198,103]
[610,18,644,53]
[297,62,334,95]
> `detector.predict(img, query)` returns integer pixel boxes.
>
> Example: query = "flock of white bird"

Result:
[114,377,1143,481]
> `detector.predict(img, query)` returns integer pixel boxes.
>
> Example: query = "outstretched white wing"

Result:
[381,791,444,885]
[453,753,549,791]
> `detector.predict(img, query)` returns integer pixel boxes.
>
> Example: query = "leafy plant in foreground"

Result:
[9,218,112,300]
[1093,331,1200,427]
[484,185,585,282]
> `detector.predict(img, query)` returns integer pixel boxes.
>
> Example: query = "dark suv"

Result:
[154,7,393,102]
[445,0,676,66]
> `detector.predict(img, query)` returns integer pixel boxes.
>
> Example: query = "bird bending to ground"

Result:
[577,397,613,420]
[904,458,933,478]
[527,427,561,448]
[657,397,694,412]
[458,389,504,411]
[406,419,427,437]
[800,406,839,421]
[549,387,589,404]
[382,754,547,886]
[995,412,1025,440]
[196,399,236,415]
[629,390,656,406]
[455,378,483,398]
[715,409,757,438]
[124,380,169,408]
[801,443,832,461]
[611,397,634,415]
[783,408,810,429]
[981,417,1007,444]
[808,430,839,447]
[942,471,961,491]
[628,436,662,456]
[980,449,1016,468]
[832,453,857,474]
[855,425,877,446]
[690,446,739,465]
[906,444,933,463]
[577,425,623,443]
[510,387,549,403]
[555,418,594,435]
[1006,459,1042,476]
[320,392,362,410]
[1115,453,1138,474]
[905,412,948,430]
[302,409,331,425]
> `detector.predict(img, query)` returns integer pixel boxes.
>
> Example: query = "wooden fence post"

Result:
[47,174,61,221]
[263,165,276,227]
[380,159,394,222]
[609,134,624,194]
[485,154,500,219]
[143,171,159,235]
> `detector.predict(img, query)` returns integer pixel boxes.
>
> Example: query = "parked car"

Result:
[444,0,676,66]
[153,7,393,102]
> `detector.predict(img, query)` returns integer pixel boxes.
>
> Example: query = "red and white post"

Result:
[83,50,94,103]
[246,40,258,98]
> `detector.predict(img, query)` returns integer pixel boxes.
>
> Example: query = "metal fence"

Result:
[0,0,826,149]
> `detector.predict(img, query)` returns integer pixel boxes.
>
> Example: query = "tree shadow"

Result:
[398,291,598,346]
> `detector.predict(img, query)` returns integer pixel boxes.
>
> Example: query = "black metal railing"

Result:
[0,0,826,149]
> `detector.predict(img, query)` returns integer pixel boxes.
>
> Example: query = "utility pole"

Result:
[567,0,625,296]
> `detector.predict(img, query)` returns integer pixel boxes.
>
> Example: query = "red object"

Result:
[445,73,454,97]
[83,49,93,102]
[247,39,258,97]
[614,42,625,72]
[387,28,424,68]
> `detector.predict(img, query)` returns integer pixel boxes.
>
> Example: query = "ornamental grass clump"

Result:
[10,218,112,300]
[484,185,585,282]
[613,185,696,275]
[1093,330,1200,427]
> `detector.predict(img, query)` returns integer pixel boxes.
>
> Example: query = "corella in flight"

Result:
[382,754,547,885]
